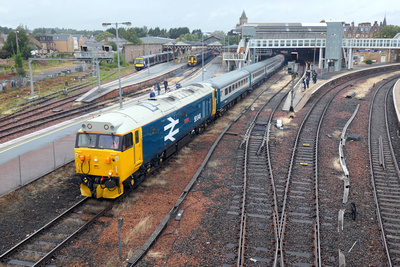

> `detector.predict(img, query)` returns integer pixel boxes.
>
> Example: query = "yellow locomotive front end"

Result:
[188,55,197,66]
[72,119,143,199]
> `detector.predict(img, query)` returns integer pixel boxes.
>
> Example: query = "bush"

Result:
[16,67,26,77]
[364,59,373,64]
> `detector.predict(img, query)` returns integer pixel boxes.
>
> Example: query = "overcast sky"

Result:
[0,0,398,33]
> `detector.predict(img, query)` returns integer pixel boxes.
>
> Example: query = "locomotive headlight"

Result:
[108,170,113,177]
[93,157,98,163]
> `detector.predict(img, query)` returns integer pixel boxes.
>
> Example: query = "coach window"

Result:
[225,88,228,95]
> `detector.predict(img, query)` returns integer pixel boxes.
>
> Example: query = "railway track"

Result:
[236,72,295,266]
[0,65,202,143]
[0,197,115,266]
[126,66,288,266]
[368,77,400,266]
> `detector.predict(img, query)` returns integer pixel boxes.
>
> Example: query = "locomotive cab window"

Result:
[122,133,133,151]
[135,131,139,144]
[99,135,120,150]
[76,133,97,148]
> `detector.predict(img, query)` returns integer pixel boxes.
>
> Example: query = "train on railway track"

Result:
[134,51,176,71]
[187,50,213,67]
[71,54,285,199]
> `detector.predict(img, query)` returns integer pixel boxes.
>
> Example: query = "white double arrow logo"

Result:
[164,117,179,142]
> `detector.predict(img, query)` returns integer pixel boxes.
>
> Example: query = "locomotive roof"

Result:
[79,83,214,135]
[136,51,173,59]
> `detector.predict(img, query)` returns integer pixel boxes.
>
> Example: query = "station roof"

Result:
[140,36,175,44]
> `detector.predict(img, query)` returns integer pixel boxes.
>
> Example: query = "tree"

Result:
[122,28,142,44]
[149,27,163,37]
[106,28,116,36]
[211,30,225,41]
[95,31,114,42]
[133,26,148,38]
[192,29,202,36]
[169,27,190,39]
[175,33,200,42]
[375,25,400,38]
[105,41,117,51]
[32,27,47,36]
[3,26,31,59]
[0,26,12,34]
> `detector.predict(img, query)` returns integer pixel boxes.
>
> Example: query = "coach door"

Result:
[133,129,143,168]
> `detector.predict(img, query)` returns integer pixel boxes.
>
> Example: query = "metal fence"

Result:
[0,134,75,196]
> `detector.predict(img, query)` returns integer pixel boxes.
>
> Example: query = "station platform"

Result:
[392,78,400,126]
[77,61,186,103]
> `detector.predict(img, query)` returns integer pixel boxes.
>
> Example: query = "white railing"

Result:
[247,38,400,49]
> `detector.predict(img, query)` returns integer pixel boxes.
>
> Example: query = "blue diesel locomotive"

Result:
[72,54,284,199]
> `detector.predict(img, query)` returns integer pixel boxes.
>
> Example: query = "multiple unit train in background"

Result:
[72,54,285,199]
[187,50,213,67]
[134,51,176,71]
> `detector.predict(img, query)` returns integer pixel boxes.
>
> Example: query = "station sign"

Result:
[356,49,378,52]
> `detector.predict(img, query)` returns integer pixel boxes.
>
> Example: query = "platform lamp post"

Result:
[102,21,131,109]
[15,30,19,55]
[201,32,210,81]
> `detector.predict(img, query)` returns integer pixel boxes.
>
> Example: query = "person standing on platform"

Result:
[150,86,156,98]
[302,78,306,91]
[163,80,168,92]
[305,77,310,89]
[156,82,161,95]
[312,70,317,84]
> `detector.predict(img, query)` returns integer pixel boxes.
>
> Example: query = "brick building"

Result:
[123,43,163,63]
[343,19,386,39]
[47,34,85,53]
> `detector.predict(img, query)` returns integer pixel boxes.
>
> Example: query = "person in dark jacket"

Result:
[163,80,168,92]
[312,70,317,84]
[305,77,310,89]
[156,82,161,95]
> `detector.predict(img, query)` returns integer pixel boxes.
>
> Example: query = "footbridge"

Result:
[223,21,400,71]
